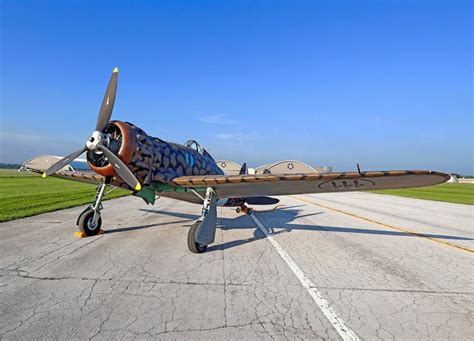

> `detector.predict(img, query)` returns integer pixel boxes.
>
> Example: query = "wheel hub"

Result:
[87,216,98,230]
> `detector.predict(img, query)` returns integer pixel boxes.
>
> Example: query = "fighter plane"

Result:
[40,68,449,253]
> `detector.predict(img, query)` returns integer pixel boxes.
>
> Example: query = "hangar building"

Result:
[217,160,332,175]
[21,155,331,176]
[21,155,90,172]
[215,160,244,175]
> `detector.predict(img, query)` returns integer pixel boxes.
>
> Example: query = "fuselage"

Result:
[87,120,224,192]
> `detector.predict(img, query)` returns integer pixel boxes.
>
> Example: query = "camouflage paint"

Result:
[89,121,223,190]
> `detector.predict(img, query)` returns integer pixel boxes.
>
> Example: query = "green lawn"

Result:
[372,183,474,205]
[0,174,130,222]
[0,168,39,176]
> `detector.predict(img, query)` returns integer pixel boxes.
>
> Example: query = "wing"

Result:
[53,170,106,185]
[171,170,449,198]
[29,168,106,186]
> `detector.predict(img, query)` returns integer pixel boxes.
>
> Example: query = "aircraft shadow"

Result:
[141,205,474,252]
[137,207,473,252]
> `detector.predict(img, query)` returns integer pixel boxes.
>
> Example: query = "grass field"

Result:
[0,168,40,176]
[372,183,474,205]
[0,173,130,222]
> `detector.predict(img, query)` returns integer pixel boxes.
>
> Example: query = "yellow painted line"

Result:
[290,195,474,255]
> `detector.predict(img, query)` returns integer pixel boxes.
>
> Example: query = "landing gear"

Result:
[78,208,102,236]
[187,221,208,253]
[187,187,218,254]
[236,205,253,215]
[76,181,107,236]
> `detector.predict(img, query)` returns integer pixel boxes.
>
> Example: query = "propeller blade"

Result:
[43,146,87,177]
[97,144,141,191]
[95,67,119,132]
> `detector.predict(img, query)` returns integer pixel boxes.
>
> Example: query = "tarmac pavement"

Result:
[0,192,472,340]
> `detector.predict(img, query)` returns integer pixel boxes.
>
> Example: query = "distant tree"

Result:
[0,163,22,169]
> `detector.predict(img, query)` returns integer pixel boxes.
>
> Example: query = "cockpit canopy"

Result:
[184,140,210,156]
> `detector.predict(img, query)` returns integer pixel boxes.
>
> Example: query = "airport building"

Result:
[21,155,331,176]
[216,160,332,175]
[21,155,90,172]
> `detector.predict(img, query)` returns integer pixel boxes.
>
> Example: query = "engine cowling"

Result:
[87,121,137,177]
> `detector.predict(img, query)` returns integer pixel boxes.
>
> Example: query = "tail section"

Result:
[239,162,248,175]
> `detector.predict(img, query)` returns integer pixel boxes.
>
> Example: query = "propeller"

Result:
[43,68,142,191]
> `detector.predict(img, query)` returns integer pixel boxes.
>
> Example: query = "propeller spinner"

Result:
[43,68,142,191]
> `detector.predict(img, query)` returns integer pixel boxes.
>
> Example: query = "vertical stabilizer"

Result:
[239,162,248,175]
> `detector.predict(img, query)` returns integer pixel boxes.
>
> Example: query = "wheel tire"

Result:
[78,210,102,236]
[187,221,208,253]
[236,207,241,213]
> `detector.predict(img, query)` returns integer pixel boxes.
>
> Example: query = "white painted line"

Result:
[250,213,360,341]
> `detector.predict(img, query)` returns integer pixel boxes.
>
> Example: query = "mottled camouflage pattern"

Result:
[112,121,223,188]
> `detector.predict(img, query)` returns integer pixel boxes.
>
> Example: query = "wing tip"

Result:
[429,170,451,183]
[113,67,119,73]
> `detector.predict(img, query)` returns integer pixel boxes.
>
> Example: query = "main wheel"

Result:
[78,209,102,236]
[187,221,208,253]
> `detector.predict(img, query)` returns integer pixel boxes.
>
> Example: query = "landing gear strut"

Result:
[187,187,218,253]
[76,182,107,236]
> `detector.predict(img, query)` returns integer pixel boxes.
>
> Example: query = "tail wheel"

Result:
[78,209,102,236]
[187,221,208,253]
[237,205,253,215]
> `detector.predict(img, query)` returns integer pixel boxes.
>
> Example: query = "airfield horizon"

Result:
[0,170,472,223]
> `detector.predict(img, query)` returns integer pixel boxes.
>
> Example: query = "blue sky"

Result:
[0,0,472,174]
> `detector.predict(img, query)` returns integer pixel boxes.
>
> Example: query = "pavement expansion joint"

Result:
[7,272,257,288]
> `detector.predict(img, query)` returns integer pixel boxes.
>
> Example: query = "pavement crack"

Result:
[30,236,104,273]
[89,309,113,340]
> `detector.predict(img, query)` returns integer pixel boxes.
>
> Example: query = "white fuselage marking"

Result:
[249,213,360,341]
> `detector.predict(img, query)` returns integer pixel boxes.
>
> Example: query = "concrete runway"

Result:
[1,192,473,340]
